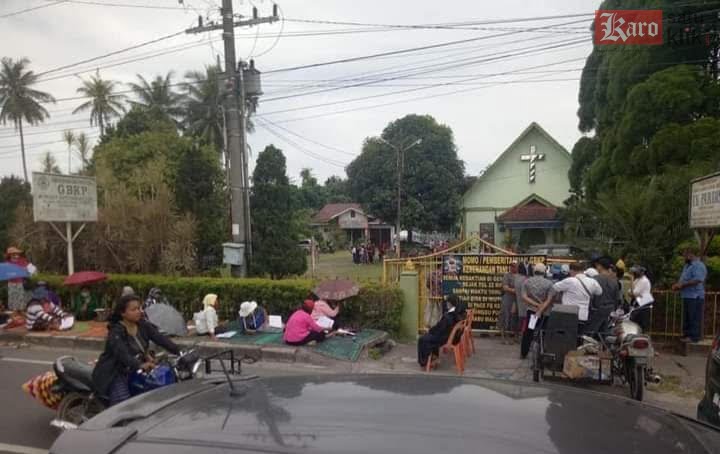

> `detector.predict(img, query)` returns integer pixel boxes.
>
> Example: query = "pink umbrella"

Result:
[64,271,108,286]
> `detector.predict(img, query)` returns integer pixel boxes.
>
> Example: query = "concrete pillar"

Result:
[399,270,419,340]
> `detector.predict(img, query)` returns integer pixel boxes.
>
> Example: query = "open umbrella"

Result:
[145,304,187,337]
[0,262,30,282]
[64,271,107,286]
[313,278,360,301]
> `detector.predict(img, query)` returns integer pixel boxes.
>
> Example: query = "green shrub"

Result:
[30,274,404,335]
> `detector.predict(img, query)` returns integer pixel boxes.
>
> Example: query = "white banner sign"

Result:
[690,172,720,229]
[32,172,98,222]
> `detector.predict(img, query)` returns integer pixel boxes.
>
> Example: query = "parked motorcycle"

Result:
[50,349,201,430]
[581,309,660,401]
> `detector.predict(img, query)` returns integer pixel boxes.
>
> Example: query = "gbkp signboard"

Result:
[32,172,98,223]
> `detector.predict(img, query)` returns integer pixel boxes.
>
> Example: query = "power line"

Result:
[255,118,348,168]
[36,29,188,78]
[0,0,67,18]
[258,117,356,157]
[57,0,191,10]
[264,17,590,75]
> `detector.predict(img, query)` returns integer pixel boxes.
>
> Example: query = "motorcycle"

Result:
[581,308,660,401]
[49,349,202,430]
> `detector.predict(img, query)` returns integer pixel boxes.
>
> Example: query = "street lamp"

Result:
[378,137,422,259]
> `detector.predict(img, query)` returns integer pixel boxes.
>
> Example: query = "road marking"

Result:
[0,357,53,366]
[0,442,47,454]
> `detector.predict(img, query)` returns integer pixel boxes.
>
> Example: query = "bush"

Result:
[31,274,404,335]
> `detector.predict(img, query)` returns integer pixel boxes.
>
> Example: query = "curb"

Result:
[0,331,390,366]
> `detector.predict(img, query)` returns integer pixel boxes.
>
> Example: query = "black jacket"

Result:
[92,320,180,397]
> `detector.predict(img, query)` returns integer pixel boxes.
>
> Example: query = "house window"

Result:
[350,210,356,218]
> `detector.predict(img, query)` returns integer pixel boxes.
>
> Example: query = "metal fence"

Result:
[648,290,719,341]
[383,236,718,339]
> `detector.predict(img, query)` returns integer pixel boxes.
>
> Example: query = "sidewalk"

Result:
[0,327,706,418]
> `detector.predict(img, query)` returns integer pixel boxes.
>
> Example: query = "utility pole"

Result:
[379,137,422,259]
[186,2,278,276]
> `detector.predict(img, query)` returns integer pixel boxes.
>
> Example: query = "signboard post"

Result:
[442,253,546,330]
[689,171,720,256]
[32,172,98,275]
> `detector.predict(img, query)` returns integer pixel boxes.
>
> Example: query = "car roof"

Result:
[55,374,720,454]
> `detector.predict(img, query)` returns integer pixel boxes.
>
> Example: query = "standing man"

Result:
[585,257,621,335]
[672,246,708,343]
[551,262,603,332]
[520,263,555,358]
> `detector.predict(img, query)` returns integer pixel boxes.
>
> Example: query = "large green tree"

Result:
[568,0,720,279]
[0,57,55,181]
[251,145,307,279]
[0,176,31,249]
[346,114,464,232]
[74,70,126,136]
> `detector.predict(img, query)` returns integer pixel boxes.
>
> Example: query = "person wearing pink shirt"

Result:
[310,297,341,330]
[284,300,333,346]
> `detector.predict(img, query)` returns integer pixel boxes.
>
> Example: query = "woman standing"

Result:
[92,294,180,406]
[629,265,654,332]
[5,247,36,312]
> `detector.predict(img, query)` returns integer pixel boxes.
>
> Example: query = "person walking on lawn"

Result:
[672,246,708,343]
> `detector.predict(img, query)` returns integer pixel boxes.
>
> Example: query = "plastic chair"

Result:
[462,310,475,357]
[426,322,466,375]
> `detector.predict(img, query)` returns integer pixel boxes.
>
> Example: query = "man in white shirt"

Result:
[552,262,603,324]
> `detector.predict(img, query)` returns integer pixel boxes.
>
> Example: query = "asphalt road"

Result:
[0,345,333,454]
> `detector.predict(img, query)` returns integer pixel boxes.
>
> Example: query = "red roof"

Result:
[312,203,363,223]
[497,200,558,222]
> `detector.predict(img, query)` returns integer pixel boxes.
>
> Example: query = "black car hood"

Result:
[58,375,720,454]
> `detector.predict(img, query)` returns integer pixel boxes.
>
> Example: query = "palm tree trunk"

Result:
[99,116,104,137]
[18,118,28,182]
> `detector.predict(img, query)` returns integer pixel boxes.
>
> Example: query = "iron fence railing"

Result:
[649,290,719,341]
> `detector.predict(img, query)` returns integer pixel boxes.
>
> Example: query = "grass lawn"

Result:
[304,251,383,283]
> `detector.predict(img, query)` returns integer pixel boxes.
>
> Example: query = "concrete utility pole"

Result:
[186,2,278,276]
[379,137,421,259]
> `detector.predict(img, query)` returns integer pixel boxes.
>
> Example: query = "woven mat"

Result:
[222,327,386,362]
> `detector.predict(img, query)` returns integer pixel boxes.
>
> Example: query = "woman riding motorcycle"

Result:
[92,294,180,406]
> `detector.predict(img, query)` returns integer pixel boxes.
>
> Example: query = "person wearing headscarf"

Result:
[193,294,226,340]
[283,300,331,346]
[72,285,100,321]
[4,246,36,312]
[25,288,68,331]
[417,294,467,369]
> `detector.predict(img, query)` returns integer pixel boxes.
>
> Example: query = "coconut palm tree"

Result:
[184,66,225,151]
[40,152,61,174]
[74,132,91,171]
[73,70,126,137]
[62,129,75,173]
[0,57,56,182]
[128,72,184,120]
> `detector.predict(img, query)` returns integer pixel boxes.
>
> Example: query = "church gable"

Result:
[462,122,572,209]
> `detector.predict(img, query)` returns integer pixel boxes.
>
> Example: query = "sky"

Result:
[0,0,596,185]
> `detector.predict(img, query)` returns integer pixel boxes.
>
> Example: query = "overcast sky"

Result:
[0,0,595,184]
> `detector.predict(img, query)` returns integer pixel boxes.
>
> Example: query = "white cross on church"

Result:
[520,145,545,183]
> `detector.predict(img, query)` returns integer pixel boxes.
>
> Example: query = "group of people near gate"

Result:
[494,246,709,357]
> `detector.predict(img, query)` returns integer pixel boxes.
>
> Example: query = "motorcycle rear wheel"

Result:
[56,392,105,427]
[627,362,645,402]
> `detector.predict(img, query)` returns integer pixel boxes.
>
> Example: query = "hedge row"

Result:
[28,274,404,335]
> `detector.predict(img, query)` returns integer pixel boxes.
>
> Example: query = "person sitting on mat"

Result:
[238,301,266,334]
[284,299,334,346]
[417,294,467,369]
[193,294,227,340]
[309,293,341,330]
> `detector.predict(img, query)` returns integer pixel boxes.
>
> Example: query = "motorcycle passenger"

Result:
[629,266,654,332]
[92,294,180,406]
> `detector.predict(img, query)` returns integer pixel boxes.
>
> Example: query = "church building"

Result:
[461,122,572,251]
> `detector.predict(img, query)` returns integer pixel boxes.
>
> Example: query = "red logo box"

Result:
[594,10,663,45]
